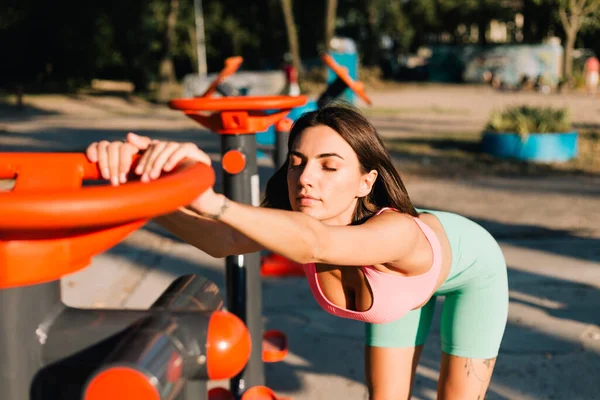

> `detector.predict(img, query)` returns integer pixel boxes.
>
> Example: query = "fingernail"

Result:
[119,173,126,183]
[141,173,148,182]
[111,176,119,186]
[102,168,110,179]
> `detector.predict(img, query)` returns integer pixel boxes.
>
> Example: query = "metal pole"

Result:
[178,381,207,400]
[317,76,347,108]
[0,281,60,400]
[221,134,264,397]
[274,129,289,170]
[194,0,208,77]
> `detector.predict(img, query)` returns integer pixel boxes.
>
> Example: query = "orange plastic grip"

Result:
[84,367,160,400]
[0,153,214,229]
[222,150,246,174]
[321,53,372,106]
[276,117,293,133]
[202,56,244,98]
[206,311,252,380]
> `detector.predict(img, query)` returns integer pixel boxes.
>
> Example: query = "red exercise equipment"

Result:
[0,153,251,400]
[169,94,308,399]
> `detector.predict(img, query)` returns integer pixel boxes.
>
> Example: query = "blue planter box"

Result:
[480,131,578,162]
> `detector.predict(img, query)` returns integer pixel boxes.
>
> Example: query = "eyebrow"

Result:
[290,150,345,160]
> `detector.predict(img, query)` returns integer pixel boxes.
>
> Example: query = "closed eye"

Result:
[288,154,303,168]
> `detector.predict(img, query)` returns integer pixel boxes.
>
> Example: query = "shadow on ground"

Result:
[0,101,60,121]
[0,126,217,152]
[448,214,600,262]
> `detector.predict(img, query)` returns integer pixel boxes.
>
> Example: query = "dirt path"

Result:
[365,83,600,133]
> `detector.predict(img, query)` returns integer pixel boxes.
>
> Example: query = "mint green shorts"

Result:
[365,209,509,359]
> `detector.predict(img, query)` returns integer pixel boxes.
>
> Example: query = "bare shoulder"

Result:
[313,208,423,266]
[361,208,422,246]
[364,208,418,229]
[363,209,426,271]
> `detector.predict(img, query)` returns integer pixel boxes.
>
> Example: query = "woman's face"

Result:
[287,125,375,226]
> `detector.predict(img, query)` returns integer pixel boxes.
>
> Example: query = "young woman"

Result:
[86,105,508,399]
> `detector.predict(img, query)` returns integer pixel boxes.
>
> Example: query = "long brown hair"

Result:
[261,104,418,223]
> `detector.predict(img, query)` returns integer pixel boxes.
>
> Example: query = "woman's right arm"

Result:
[154,207,264,258]
[85,133,264,258]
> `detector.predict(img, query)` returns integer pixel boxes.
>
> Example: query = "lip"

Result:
[297,194,318,200]
[296,195,319,206]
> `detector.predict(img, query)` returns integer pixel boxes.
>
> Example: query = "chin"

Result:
[297,207,320,218]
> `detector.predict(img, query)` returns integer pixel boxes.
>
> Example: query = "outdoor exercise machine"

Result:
[317,53,372,110]
[200,56,245,98]
[168,94,308,399]
[193,54,372,172]
[0,153,251,400]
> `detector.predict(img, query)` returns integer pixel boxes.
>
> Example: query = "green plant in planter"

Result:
[485,105,572,141]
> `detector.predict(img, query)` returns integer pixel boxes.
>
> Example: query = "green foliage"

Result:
[1,0,598,92]
[380,0,415,51]
[337,0,415,62]
[485,105,573,139]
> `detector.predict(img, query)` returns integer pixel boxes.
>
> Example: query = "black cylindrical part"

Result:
[0,281,60,400]
[317,77,347,108]
[41,275,224,367]
[150,274,224,312]
[274,129,289,170]
[83,312,212,400]
[220,134,265,396]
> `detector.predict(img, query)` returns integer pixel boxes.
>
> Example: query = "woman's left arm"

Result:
[191,193,421,266]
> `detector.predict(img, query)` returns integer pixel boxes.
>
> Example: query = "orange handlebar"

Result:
[0,152,215,288]
[0,153,214,230]
[321,53,372,106]
[201,56,244,98]
[169,95,308,135]
[169,95,307,112]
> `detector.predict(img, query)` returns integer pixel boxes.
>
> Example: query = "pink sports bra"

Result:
[302,207,443,324]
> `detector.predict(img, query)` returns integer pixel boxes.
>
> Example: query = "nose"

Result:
[297,162,318,188]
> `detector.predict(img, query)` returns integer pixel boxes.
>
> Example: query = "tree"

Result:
[157,0,180,102]
[324,0,338,51]
[356,0,413,66]
[363,0,379,65]
[280,0,302,74]
[522,0,556,43]
[556,0,600,80]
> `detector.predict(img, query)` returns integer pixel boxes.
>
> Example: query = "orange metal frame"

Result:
[321,53,373,106]
[201,56,244,98]
[169,96,307,135]
[0,153,214,289]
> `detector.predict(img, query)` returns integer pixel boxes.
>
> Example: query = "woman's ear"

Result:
[357,170,378,198]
